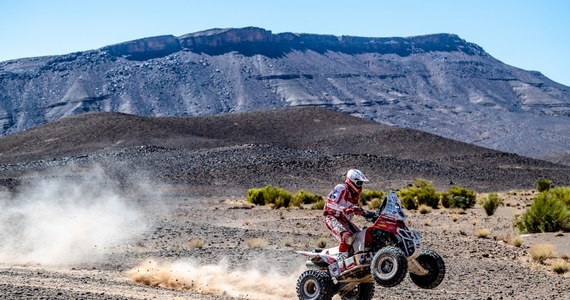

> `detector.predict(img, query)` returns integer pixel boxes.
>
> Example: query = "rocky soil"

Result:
[0,187,568,300]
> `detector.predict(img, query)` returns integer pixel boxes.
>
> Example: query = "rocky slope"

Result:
[1,27,569,163]
[1,107,568,196]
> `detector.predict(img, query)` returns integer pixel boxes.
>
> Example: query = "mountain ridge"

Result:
[100,27,486,60]
[0,27,568,163]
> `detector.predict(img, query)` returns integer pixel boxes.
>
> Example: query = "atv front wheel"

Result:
[340,282,374,300]
[409,249,445,289]
[296,269,334,300]
[371,246,408,287]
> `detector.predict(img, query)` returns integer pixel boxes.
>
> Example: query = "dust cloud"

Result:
[128,258,300,299]
[0,165,149,265]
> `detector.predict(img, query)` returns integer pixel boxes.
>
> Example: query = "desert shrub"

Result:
[246,188,265,205]
[283,238,294,247]
[290,197,302,208]
[512,236,524,247]
[360,189,384,206]
[187,239,205,249]
[552,259,570,274]
[451,214,459,222]
[481,192,503,216]
[398,178,440,209]
[530,243,555,263]
[443,186,477,209]
[368,198,382,210]
[475,228,491,238]
[311,199,325,210]
[536,178,553,192]
[399,193,418,210]
[517,188,570,233]
[316,237,328,248]
[418,204,432,214]
[293,190,323,207]
[246,185,292,208]
[441,193,452,208]
[273,195,288,209]
[548,187,570,207]
[245,238,268,249]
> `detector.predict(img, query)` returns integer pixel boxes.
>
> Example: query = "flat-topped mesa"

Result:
[101,35,181,60]
[101,26,486,60]
[179,27,486,56]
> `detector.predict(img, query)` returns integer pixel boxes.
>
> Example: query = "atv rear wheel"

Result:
[340,282,374,300]
[409,249,445,289]
[371,246,408,287]
[296,269,334,300]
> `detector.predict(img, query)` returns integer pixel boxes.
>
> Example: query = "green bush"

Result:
[360,189,385,206]
[536,178,553,192]
[398,179,440,209]
[548,186,570,207]
[481,193,503,216]
[246,188,266,206]
[274,195,289,209]
[517,187,570,233]
[440,193,452,208]
[368,198,382,210]
[293,190,323,206]
[443,186,477,209]
[399,193,418,210]
[246,185,292,208]
[311,199,325,210]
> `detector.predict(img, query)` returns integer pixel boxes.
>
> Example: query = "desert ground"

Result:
[0,108,569,299]
[0,175,568,300]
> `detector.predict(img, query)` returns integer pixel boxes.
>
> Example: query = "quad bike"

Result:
[295,192,445,300]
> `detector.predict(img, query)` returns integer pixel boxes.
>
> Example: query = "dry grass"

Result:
[451,214,459,222]
[283,238,294,247]
[453,208,466,215]
[552,259,570,274]
[530,243,555,263]
[187,239,205,249]
[511,236,524,247]
[316,237,328,248]
[470,218,478,226]
[475,228,491,239]
[418,204,432,214]
[245,237,269,249]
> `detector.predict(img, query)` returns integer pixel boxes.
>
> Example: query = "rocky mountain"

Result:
[1,27,569,163]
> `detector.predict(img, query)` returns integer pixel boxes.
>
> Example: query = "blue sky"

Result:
[1,0,569,86]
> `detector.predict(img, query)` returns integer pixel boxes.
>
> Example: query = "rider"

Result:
[323,169,369,260]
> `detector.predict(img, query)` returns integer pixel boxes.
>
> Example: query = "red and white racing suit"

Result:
[323,183,362,253]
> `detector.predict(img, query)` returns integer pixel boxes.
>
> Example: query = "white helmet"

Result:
[345,169,369,192]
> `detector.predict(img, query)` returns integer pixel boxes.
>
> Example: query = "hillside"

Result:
[0,27,569,163]
[0,107,568,196]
